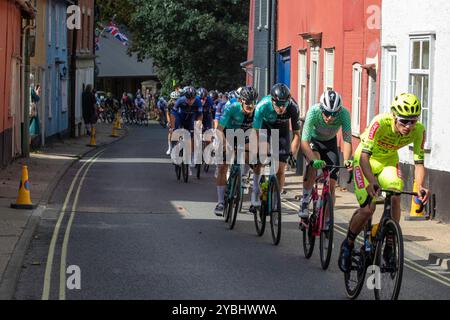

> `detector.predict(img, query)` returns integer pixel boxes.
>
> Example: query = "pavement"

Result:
[0,122,126,299]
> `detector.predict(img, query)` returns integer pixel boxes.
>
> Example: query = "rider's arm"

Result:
[413,124,429,203]
[300,109,319,162]
[341,108,353,162]
[291,131,301,155]
[289,101,301,155]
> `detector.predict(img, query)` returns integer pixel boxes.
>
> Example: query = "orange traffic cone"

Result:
[87,127,97,147]
[117,113,123,129]
[11,165,36,209]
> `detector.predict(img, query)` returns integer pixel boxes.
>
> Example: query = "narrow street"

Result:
[14,124,450,300]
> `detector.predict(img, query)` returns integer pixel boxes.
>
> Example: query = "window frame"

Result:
[298,50,307,117]
[408,33,434,148]
[351,63,362,136]
[323,48,335,91]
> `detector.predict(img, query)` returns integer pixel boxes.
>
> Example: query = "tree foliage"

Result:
[97,0,249,95]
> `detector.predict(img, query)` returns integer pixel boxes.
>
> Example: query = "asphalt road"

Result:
[14,124,450,300]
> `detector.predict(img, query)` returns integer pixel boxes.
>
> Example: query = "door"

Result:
[277,49,291,87]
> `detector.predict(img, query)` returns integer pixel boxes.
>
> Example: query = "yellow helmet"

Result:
[391,93,421,117]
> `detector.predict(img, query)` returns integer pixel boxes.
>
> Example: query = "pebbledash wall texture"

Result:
[381,0,450,222]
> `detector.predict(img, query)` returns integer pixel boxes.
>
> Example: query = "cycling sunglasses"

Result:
[272,99,289,108]
[397,117,418,126]
[322,110,339,118]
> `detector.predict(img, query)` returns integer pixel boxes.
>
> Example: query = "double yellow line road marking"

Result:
[281,198,450,288]
[42,150,104,300]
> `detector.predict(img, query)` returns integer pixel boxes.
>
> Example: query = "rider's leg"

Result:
[277,162,287,191]
[298,151,320,218]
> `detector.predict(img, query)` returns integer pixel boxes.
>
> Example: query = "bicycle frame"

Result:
[300,167,335,237]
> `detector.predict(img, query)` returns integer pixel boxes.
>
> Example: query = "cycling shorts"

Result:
[353,144,403,208]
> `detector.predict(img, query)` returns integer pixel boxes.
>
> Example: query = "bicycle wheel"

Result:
[269,177,282,245]
[374,219,404,300]
[175,165,181,181]
[196,164,201,179]
[344,227,368,300]
[228,173,240,230]
[302,212,316,259]
[319,192,334,270]
[182,164,189,183]
[204,164,210,173]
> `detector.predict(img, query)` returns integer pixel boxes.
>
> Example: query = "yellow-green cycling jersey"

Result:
[353,113,426,207]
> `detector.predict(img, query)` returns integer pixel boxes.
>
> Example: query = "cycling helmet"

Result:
[236,86,244,98]
[197,87,208,99]
[182,86,197,99]
[391,93,421,118]
[209,90,219,101]
[170,91,180,100]
[320,90,342,113]
[270,83,291,103]
[239,86,258,105]
[228,90,239,100]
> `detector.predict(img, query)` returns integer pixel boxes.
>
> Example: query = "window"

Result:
[264,68,269,96]
[55,6,59,48]
[48,3,52,45]
[352,64,362,135]
[62,8,67,50]
[367,70,377,126]
[409,34,434,147]
[87,8,92,51]
[309,48,320,107]
[324,49,335,90]
[264,0,269,29]
[383,47,397,112]
[254,67,260,94]
[257,0,262,30]
[298,50,307,117]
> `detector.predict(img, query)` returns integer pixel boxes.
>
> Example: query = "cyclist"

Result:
[252,83,301,206]
[166,91,180,155]
[134,94,146,123]
[198,88,214,132]
[209,90,220,120]
[171,86,203,174]
[298,90,353,219]
[214,86,259,216]
[157,96,168,127]
[214,93,229,129]
[338,93,430,273]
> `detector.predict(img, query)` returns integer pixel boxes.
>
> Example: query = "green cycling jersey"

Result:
[301,104,352,143]
[360,113,425,164]
[218,101,254,130]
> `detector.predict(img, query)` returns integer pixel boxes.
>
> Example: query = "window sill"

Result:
[352,132,361,138]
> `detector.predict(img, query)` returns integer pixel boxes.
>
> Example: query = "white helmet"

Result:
[236,86,244,98]
[170,91,180,100]
[320,90,342,113]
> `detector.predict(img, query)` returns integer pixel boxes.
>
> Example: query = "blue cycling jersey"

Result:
[214,101,228,121]
[172,96,203,115]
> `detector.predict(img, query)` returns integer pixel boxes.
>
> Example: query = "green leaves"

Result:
[97,0,249,95]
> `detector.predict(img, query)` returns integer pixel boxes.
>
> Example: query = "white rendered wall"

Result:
[381,0,450,171]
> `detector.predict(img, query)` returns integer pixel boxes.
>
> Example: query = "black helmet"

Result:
[209,90,219,101]
[182,86,197,99]
[197,87,208,99]
[239,86,258,104]
[270,83,291,103]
